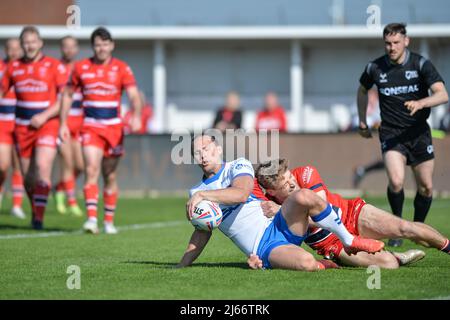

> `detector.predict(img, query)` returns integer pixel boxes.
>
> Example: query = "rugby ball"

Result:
[191,200,223,231]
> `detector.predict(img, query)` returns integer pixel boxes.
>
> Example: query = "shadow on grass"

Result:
[0,223,76,233]
[123,260,250,269]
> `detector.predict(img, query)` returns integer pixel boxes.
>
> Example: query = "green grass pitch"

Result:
[0,196,449,300]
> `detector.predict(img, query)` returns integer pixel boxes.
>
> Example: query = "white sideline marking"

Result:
[0,220,185,240]
[423,295,450,300]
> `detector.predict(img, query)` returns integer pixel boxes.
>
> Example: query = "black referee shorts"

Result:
[378,123,435,166]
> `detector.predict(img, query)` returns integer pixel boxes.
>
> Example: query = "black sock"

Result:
[387,187,404,218]
[414,192,433,222]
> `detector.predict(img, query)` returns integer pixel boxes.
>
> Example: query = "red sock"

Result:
[84,184,98,219]
[103,189,117,223]
[32,181,50,222]
[12,171,24,208]
[56,181,64,192]
[64,178,77,206]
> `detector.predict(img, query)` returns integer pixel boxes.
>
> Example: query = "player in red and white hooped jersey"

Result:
[60,27,142,234]
[0,38,26,219]
[249,159,450,270]
[0,26,68,230]
[53,35,84,217]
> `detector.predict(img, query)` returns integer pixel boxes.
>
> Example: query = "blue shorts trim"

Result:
[256,210,307,269]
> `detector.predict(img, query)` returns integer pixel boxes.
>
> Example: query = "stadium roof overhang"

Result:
[1,24,450,40]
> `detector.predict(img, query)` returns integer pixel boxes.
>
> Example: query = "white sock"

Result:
[311,204,354,246]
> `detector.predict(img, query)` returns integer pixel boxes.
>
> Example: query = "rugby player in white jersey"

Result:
[177,133,385,270]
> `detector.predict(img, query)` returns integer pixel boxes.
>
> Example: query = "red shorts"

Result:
[80,123,124,158]
[67,115,84,140]
[307,198,366,260]
[14,118,59,158]
[0,120,15,145]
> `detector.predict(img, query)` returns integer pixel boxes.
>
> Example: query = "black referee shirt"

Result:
[359,50,444,129]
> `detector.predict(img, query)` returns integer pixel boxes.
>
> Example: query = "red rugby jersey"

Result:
[69,57,136,126]
[1,55,67,126]
[0,59,17,122]
[255,106,287,132]
[61,60,83,117]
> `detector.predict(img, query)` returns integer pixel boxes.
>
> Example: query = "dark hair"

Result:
[90,27,113,45]
[19,26,41,41]
[190,131,221,157]
[383,23,407,38]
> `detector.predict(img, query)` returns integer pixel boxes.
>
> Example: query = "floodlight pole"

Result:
[290,39,303,132]
[153,40,167,133]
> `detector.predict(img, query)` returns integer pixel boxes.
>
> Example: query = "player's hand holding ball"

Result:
[186,191,204,220]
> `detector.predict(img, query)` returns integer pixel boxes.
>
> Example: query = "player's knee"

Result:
[0,162,9,173]
[398,220,414,238]
[418,184,433,198]
[295,254,317,272]
[85,163,100,178]
[104,170,117,184]
[293,189,318,207]
[377,254,400,269]
[0,167,7,177]
[389,178,404,192]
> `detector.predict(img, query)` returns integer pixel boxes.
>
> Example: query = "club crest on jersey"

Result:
[405,70,418,80]
[379,73,387,83]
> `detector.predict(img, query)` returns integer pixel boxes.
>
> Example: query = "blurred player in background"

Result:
[60,27,142,234]
[53,35,84,217]
[251,159,450,269]
[0,26,67,229]
[357,23,448,247]
[255,91,287,132]
[0,38,25,219]
[123,90,153,135]
[212,91,242,131]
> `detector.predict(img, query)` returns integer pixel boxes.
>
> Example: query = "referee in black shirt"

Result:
[357,23,448,247]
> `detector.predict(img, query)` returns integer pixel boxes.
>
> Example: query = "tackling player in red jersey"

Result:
[0,26,68,230]
[0,38,25,219]
[249,159,450,269]
[53,36,84,217]
[60,27,142,234]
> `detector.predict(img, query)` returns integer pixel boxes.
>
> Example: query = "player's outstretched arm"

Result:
[177,229,212,268]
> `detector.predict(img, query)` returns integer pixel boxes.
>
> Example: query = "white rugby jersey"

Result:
[189,158,272,255]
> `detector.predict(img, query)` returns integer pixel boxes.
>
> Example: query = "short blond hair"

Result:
[19,26,41,41]
[255,158,288,189]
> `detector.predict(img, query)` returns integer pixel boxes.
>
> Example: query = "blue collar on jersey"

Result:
[202,163,225,185]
